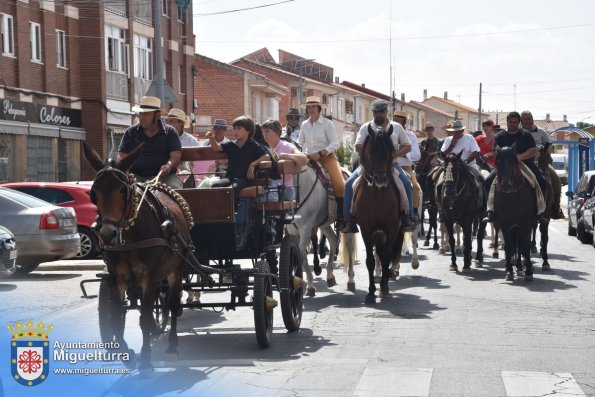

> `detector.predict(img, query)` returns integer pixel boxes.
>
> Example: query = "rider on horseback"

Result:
[298,96,346,228]
[342,99,418,233]
[483,111,548,224]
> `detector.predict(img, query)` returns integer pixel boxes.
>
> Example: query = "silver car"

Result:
[0,225,17,277]
[0,187,81,275]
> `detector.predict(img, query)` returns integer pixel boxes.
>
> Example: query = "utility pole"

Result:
[478,82,482,130]
[513,84,517,111]
[153,0,164,102]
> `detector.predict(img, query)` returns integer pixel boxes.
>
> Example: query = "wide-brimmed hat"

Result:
[131,96,162,113]
[424,123,434,130]
[286,108,301,117]
[300,96,327,109]
[393,110,409,119]
[212,119,229,129]
[166,108,190,128]
[446,120,466,132]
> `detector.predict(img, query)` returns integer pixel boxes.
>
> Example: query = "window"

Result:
[177,5,185,22]
[56,30,66,67]
[105,25,128,74]
[162,0,169,15]
[1,13,14,56]
[179,65,185,94]
[30,22,42,62]
[133,34,152,80]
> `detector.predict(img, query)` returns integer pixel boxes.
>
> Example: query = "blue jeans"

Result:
[343,164,413,219]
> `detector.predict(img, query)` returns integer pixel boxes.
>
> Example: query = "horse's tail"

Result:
[339,232,357,272]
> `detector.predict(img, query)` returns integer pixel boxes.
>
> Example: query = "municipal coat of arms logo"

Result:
[7,320,53,387]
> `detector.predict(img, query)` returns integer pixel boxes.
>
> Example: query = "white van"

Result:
[551,153,568,185]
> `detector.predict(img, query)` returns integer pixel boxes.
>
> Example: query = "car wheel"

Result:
[577,219,593,244]
[14,263,40,275]
[75,227,98,260]
[568,220,576,236]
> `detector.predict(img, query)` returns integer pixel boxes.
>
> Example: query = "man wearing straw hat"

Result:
[118,96,183,189]
[167,108,199,185]
[282,107,302,143]
[298,96,345,227]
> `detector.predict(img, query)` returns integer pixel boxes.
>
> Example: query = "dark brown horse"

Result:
[354,124,404,304]
[494,147,535,281]
[533,142,554,271]
[437,152,487,272]
[415,149,440,249]
[83,143,195,370]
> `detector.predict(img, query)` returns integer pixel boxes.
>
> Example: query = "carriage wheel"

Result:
[153,285,170,334]
[279,234,303,332]
[98,278,126,343]
[253,261,274,348]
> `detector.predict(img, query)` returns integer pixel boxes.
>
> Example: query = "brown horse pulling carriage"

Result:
[80,144,305,370]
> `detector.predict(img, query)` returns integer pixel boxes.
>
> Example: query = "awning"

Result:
[60,126,86,140]
[0,120,28,135]
[29,123,59,137]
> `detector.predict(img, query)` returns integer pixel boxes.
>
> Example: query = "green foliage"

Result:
[336,144,353,170]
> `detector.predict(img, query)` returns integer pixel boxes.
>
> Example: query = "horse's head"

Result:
[537,142,552,171]
[360,124,395,188]
[495,146,521,191]
[83,143,144,245]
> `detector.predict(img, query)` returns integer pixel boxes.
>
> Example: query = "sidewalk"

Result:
[38,259,105,271]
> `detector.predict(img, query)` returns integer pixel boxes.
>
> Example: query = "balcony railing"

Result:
[106,71,129,101]
[134,77,152,104]
[105,0,126,17]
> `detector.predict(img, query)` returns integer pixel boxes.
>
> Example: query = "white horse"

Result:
[286,164,355,297]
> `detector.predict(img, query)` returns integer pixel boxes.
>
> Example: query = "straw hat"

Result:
[442,122,454,131]
[393,110,409,118]
[131,96,162,113]
[300,96,327,109]
[424,123,434,130]
[446,120,466,132]
[166,108,190,128]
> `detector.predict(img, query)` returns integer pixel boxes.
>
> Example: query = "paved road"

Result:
[1,217,594,397]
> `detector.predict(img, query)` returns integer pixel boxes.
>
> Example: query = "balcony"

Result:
[106,71,128,101]
[134,78,152,104]
[105,0,126,17]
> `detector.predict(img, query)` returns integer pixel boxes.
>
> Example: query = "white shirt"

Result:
[440,134,481,166]
[179,131,199,147]
[298,116,339,155]
[355,121,411,164]
[403,129,421,166]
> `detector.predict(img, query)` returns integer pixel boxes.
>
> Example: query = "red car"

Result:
[0,182,99,259]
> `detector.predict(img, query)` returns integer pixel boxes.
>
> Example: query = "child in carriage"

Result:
[207,115,270,198]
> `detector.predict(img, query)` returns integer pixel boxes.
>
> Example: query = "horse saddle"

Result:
[309,160,331,188]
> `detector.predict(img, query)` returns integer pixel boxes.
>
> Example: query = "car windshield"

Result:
[0,188,52,208]
[552,162,565,170]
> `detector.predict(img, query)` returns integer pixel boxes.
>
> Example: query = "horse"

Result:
[494,147,536,281]
[354,124,404,304]
[286,164,355,297]
[436,152,487,272]
[83,143,195,370]
[532,142,554,271]
[415,150,440,249]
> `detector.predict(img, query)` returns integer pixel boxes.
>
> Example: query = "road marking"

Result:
[353,367,433,397]
[502,371,585,396]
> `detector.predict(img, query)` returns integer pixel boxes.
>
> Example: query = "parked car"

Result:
[0,187,80,274]
[551,153,568,186]
[577,183,595,246]
[0,182,99,259]
[566,170,595,237]
[0,225,17,277]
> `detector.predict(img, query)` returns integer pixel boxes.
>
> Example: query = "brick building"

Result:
[0,0,196,182]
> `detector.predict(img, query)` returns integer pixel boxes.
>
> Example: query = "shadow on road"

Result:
[0,283,17,292]
[8,273,82,282]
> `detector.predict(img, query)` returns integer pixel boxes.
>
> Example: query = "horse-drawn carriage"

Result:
[80,145,306,369]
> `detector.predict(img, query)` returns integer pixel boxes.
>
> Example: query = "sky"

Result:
[192,0,595,124]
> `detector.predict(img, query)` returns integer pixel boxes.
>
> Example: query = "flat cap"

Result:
[371,99,388,112]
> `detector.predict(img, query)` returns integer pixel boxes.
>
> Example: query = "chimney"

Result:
[361,83,365,88]
[563,114,568,122]
[334,77,339,83]
[401,93,405,102]
[423,89,427,101]
[546,113,551,122]
[444,91,448,100]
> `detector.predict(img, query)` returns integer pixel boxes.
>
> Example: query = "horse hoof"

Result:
[488,242,494,248]
[314,266,322,277]
[517,270,525,277]
[374,276,381,283]
[439,248,446,254]
[433,243,440,250]
[423,240,429,247]
[364,294,376,305]
[505,274,515,281]
[531,246,538,254]
[327,276,337,288]
[462,266,471,274]
[165,346,179,355]
[542,263,552,271]
[475,261,483,268]
[306,287,316,297]
[449,264,458,272]
[347,282,356,292]
[492,252,499,259]
[139,363,154,374]
[411,260,420,270]
[524,274,534,282]
[380,290,391,299]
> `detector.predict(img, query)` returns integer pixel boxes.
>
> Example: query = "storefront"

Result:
[0,99,85,182]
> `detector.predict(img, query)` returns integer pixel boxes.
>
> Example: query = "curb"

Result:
[38,261,105,272]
